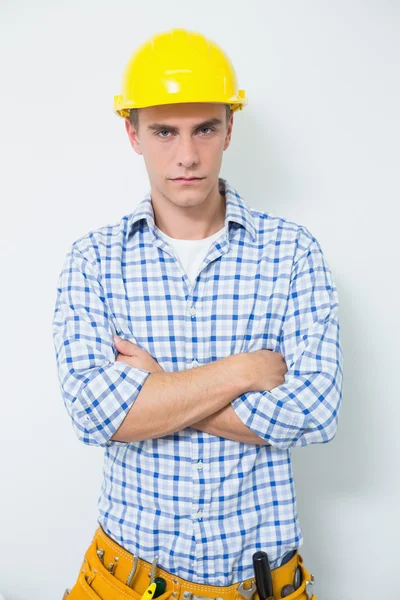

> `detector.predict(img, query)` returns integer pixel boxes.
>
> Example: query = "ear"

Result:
[125,118,143,155]
[223,112,234,151]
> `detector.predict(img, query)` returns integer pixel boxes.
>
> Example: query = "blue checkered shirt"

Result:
[52,177,343,585]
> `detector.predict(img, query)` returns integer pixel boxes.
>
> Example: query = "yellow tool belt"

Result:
[63,525,316,600]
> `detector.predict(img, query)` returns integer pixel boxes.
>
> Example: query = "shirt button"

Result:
[191,360,199,368]
[194,460,203,470]
[189,307,196,317]
[192,511,203,520]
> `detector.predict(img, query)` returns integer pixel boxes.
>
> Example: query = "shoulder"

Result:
[69,213,132,266]
[250,207,320,261]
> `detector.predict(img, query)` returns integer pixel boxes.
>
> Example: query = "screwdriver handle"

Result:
[252,551,273,600]
[153,578,166,599]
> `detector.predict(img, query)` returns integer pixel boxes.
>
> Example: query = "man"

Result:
[53,28,342,600]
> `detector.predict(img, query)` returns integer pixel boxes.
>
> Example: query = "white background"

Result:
[0,1,399,599]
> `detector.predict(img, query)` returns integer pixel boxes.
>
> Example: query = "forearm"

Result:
[191,404,271,445]
[110,355,252,442]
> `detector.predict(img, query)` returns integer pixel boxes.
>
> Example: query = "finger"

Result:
[113,336,137,356]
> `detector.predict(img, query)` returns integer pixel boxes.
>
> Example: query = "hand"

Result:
[240,348,288,391]
[114,336,165,373]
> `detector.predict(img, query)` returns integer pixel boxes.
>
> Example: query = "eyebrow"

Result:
[147,118,224,132]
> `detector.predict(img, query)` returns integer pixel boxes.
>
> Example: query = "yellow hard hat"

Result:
[113,28,247,118]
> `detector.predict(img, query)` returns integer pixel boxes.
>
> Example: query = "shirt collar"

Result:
[127,177,257,243]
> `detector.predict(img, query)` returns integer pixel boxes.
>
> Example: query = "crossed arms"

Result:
[109,345,270,445]
[52,235,343,451]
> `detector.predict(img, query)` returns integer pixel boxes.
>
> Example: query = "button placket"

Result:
[189,303,199,368]
[191,460,203,521]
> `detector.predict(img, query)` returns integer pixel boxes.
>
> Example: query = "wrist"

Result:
[224,353,253,394]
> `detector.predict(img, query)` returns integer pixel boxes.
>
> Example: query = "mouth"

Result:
[171,177,205,183]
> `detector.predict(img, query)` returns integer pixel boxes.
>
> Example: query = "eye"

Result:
[156,129,172,138]
[155,126,215,138]
[198,127,215,135]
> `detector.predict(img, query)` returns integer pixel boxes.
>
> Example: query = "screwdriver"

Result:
[252,551,274,600]
[153,577,167,598]
[141,583,157,600]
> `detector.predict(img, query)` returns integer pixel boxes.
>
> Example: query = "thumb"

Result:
[113,335,137,356]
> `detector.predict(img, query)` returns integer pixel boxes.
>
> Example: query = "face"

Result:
[124,102,234,208]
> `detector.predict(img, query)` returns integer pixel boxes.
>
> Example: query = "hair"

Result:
[128,104,232,133]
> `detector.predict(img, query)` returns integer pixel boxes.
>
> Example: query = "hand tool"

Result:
[141,583,157,600]
[126,555,139,587]
[280,584,295,597]
[153,577,167,598]
[96,548,105,565]
[293,566,302,589]
[252,552,273,600]
[305,574,315,597]
[236,580,256,600]
[107,561,117,575]
[107,555,119,575]
[149,555,159,583]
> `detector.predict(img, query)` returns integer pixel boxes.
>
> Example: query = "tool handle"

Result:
[153,577,167,599]
[252,551,273,600]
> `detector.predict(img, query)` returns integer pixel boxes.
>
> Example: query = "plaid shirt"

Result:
[52,177,343,585]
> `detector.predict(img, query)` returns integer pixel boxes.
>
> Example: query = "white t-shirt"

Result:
[155,225,226,287]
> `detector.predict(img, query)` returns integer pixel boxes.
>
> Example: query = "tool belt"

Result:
[63,525,316,600]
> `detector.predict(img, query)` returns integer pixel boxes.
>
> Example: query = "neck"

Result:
[151,178,226,240]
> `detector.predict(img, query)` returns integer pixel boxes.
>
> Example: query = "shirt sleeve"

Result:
[231,234,343,450]
[52,243,152,448]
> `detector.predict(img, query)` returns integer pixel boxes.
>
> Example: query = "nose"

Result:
[175,134,199,168]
